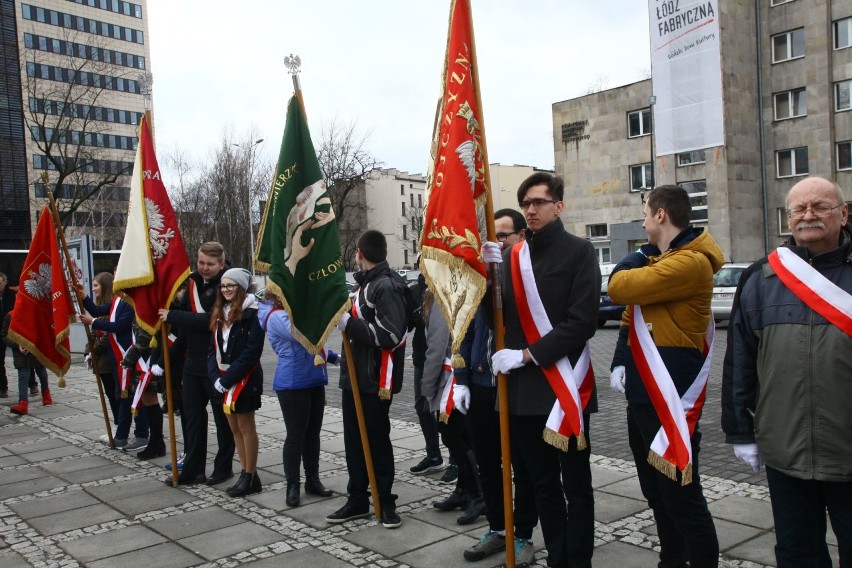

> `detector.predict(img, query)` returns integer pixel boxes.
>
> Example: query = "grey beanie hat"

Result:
[222,268,251,291]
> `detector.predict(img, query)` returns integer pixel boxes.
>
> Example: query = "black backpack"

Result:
[389,272,422,333]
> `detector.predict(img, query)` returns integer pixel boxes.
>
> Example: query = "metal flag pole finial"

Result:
[137,72,154,111]
[284,53,301,92]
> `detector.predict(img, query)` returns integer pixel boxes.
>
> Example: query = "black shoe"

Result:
[206,470,234,486]
[381,504,401,529]
[305,476,333,497]
[137,441,166,460]
[433,489,468,511]
[326,502,371,524]
[226,471,247,493]
[248,471,262,495]
[457,495,486,525]
[227,471,260,497]
[286,483,300,507]
[164,472,206,487]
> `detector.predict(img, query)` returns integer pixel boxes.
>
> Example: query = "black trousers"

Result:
[277,386,326,483]
[341,388,395,506]
[0,345,7,392]
[766,466,852,567]
[181,372,234,477]
[468,384,537,536]
[627,403,718,568]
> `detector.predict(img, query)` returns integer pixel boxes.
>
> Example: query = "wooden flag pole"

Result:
[466,3,515,565]
[286,56,381,519]
[43,173,115,448]
[160,324,179,485]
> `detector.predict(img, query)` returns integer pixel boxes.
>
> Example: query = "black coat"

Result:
[485,218,601,415]
[167,270,223,376]
[208,306,265,395]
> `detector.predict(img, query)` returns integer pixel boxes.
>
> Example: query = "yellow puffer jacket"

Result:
[609,228,725,402]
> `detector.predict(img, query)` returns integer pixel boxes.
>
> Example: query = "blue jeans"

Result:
[766,466,851,567]
[17,366,47,401]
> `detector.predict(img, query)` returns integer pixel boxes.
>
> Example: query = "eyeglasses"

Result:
[219,283,238,291]
[519,198,559,210]
[496,231,520,241]
[785,203,844,219]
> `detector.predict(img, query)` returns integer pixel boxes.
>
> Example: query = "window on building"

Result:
[772,28,805,63]
[401,202,406,216]
[776,208,793,236]
[410,193,414,207]
[773,88,807,120]
[838,141,852,171]
[627,108,652,138]
[836,80,851,112]
[676,150,706,167]
[770,0,795,5]
[400,184,404,195]
[629,163,654,191]
[834,17,851,50]
[418,193,422,207]
[587,224,607,239]
[681,180,708,223]
[595,247,611,264]
[403,225,407,240]
[776,147,809,178]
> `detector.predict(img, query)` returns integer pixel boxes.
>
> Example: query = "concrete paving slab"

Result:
[20,444,87,462]
[0,455,26,467]
[28,503,125,535]
[590,464,634,489]
[87,542,203,568]
[592,491,648,524]
[4,437,66,456]
[725,531,777,566]
[344,516,458,557]
[596,475,644,500]
[57,524,167,563]
[0,549,30,567]
[51,415,105,433]
[7,488,100,518]
[396,533,500,568]
[255,448,282,469]
[642,516,766,553]
[285,495,360,529]
[110,487,197,516]
[178,521,284,560]
[392,434,433,452]
[0,464,52,486]
[39,454,116,474]
[246,546,354,568]
[592,540,661,566]
[0,473,66,499]
[708,494,774,529]
[320,435,347,454]
[55,463,135,484]
[145,506,245,540]
[410,505,490,534]
[86,476,169,502]
[392,480,444,507]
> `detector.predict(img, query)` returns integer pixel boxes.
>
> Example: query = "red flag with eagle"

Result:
[420,0,490,367]
[113,115,190,334]
[8,208,75,377]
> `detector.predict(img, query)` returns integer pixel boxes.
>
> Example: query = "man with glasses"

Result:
[608,185,723,568]
[723,176,851,566]
[485,173,600,567]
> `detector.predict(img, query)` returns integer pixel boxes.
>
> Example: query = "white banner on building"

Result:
[648,0,724,156]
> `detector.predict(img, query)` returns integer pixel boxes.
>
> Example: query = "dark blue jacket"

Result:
[455,307,494,388]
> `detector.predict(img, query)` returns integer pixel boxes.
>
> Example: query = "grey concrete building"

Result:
[553,0,852,264]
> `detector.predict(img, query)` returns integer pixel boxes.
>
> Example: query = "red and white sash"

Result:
[214,324,252,415]
[768,248,852,337]
[438,357,455,423]
[130,354,152,414]
[106,297,131,398]
[189,279,206,314]
[351,286,405,400]
[629,305,714,485]
[510,242,595,452]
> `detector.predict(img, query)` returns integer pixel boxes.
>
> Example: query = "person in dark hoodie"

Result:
[327,230,408,530]
[158,241,234,487]
[608,185,723,568]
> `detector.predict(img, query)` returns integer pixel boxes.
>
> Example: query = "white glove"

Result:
[733,443,763,473]
[492,349,526,374]
[214,378,227,394]
[453,384,471,414]
[336,313,351,332]
[609,366,626,394]
[85,353,92,369]
[483,241,503,264]
[151,364,164,377]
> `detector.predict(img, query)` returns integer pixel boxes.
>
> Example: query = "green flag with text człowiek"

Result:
[255,95,350,355]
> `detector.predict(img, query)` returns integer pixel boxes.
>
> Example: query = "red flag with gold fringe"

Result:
[420,0,489,367]
[8,208,75,377]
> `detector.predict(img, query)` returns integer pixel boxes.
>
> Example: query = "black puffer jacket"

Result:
[167,269,223,376]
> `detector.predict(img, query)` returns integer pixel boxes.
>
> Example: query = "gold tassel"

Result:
[542,428,570,452]
[647,451,678,482]
[131,407,138,416]
[223,403,231,415]
[58,377,66,388]
[314,354,325,366]
[439,412,450,424]
[148,335,158,349]
[120,389,128,399]
[452,353,466,368]
[378,388,391,400]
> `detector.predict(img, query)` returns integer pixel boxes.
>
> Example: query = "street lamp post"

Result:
[648,95,656,190]
[234,139,264,276]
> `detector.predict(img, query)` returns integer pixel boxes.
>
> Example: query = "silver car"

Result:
[711,263,751,321]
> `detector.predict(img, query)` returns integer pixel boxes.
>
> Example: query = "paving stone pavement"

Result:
[0,328,840,567]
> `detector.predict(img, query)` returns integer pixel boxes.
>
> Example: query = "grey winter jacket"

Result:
[421,295,452,412]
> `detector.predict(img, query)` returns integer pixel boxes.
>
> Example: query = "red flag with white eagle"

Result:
[420,0,490,367]
[113,115,190,334]
[8,208,75,376]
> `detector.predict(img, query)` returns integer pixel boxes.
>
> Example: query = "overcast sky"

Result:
[146,0,651,177]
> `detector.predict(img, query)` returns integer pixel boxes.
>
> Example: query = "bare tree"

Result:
[316,119,381,270]
[22,27,139,248]
[583,73,611,95]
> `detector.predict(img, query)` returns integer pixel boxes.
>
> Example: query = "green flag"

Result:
[256,95,350,355]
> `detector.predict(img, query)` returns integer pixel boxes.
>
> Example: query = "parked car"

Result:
[598,276,626,327]
[711,263,751,321]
